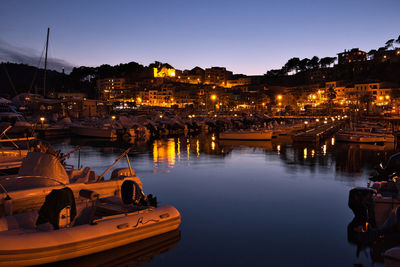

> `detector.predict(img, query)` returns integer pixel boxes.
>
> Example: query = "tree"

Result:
[327,86,336,113]
[265,69,283,77]
[385,39,395,50]
[320,57,336,68]
[378,46,388,52]
[360,93,374,115]
[283,57,300,74]
[367,49,377,60]
[307,56,320,70]
[298,58,310,72]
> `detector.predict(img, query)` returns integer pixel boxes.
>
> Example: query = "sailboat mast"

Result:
[43,27,50,97]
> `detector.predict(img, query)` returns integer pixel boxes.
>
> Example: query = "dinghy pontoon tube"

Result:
[0,183,180,266]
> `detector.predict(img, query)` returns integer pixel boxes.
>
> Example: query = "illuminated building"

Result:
[148,87,174,107]
[177,67,205,84]
[97,78,126,100]
[204,67,232,86]
[337,48,367,64]
[354,83,391,103]
[373,48,400,63]
[226,77,251,88]
[153,66,176,78]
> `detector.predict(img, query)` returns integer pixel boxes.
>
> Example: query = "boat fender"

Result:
[79,189,99,200]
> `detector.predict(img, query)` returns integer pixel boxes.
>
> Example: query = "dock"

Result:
[292,121,344,143]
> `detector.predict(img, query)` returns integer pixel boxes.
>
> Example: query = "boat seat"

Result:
[94,179,148,216]
[95,198,146,216]
[0,211,38,232]
[69,167,91,183]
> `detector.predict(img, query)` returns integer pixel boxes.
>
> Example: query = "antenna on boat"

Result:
[43,27,50,98]
[126,154,133,176]
[97,146,134,182]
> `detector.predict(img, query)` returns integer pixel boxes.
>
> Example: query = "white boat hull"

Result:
[335,131,394,143]
[0,205,181,266]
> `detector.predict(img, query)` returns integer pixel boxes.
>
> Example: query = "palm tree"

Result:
[327,86,336,113]
[360,93,374,115]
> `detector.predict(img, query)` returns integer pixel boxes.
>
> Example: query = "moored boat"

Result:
[70,124,117,139]
[219,130,273,140]
[0,182,180,266]
[335,130,395,143]
[0,144,141,216]
[384,246,400,267]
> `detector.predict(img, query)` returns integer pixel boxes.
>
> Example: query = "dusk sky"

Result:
[1,0,399,75]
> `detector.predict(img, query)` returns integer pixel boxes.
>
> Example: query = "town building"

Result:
[97,78,126,100]
[337,48,367,64]
[204,67,232,87]
[354,82,391,104]
[148,85,174,107]
[177,67,205,84]
[373,48,400,63]
[226,77,252,88]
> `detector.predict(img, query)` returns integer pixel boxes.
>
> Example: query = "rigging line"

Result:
[29,43,46,93]
[1,64,18,96]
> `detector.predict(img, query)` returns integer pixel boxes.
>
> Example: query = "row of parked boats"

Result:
[0,142,181,266]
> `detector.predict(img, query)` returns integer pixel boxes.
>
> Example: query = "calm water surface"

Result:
[50,135,397,266]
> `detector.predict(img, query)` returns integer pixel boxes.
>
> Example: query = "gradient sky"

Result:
[1,0,399,75]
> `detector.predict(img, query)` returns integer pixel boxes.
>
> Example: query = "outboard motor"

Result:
[121,180,157,207]
[372,152,400,182]
[348,187,376,227]
[36,187,77,230]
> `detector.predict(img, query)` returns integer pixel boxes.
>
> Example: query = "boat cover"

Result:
[18,152,69,184]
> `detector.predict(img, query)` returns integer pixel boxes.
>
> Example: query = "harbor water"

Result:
[50,135,396,266]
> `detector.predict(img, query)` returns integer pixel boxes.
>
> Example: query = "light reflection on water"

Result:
[49,135,397,266]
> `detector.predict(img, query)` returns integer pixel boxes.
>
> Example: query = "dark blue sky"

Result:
[1,0,399,74]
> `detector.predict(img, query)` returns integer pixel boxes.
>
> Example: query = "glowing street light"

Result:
[40,117,45,128]
[211,94,217,101]
[277,95,283,101]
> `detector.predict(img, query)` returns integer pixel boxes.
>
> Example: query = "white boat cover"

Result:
[17,152,69,184]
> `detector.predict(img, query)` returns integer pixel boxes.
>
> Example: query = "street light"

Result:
[211,94,217,101]
[40,117,45,128]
